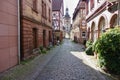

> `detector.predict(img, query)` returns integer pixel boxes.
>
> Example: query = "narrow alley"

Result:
[0,0,119,80]
[0,39,114,80]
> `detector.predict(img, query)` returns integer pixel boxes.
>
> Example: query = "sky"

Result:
[64,0,79,18]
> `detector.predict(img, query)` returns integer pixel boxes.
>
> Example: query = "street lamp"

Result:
[107,0,120,26]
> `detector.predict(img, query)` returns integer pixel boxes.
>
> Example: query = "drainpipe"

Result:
[18,0,21,64]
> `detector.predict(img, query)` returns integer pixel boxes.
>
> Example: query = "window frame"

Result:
[49,8,51,22]
[32,0,38,12]
[42,0,47,19]
[82,32,86,38]
[90,0,94,10]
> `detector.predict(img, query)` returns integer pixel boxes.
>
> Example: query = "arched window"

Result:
[110,14,117,28]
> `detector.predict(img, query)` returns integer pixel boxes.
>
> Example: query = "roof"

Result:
[52,0,63,11]
[72,0,81,20]
[64,8,71,18]
[72,0,86,20]
[65,13,70,18]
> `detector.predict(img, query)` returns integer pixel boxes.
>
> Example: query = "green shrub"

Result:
[47,46,51,50]
[85,45,94,55]
[86,40,93,48]
[92,39,99,53]
[21,56,35,65]
[39,46,44,51]
[95,27,120,74]
[41,48,47,54]
[39,46,47,54]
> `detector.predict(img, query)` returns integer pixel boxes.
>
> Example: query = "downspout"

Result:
[18,0,21,64]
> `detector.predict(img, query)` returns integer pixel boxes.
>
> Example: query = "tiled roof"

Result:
[52,0,63,11]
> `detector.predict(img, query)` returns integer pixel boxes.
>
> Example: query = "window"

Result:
[45,4,46,18]
[33,0,37,11]
[83,9,86,16]
[86,0,89,14]
[42,1,47,18]
[49,8,51,22]
[82,20,86,26]
[90,0,94,10]
[82,32,86,38]
[42,1,44,16]
[80,9,82,17]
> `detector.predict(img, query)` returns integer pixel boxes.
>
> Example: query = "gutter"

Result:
[18,0,21,64]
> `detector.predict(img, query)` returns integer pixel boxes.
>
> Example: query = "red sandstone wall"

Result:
[21,0,52,59]
[21,19,52,59]
[0,0,18,72]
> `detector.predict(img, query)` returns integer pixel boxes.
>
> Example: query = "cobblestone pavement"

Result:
[35,39,112,80]
[0,39,114,80]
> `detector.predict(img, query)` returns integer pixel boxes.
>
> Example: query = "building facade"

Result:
[72,0,87,44]
[63,8,71,38]
[0,0,18,72]
[86,0,118,41]
[20,0,52,60]
[52,0,64,44]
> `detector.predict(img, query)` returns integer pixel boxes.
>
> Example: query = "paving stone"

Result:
[0,39,114,80]
[36,39,113,80]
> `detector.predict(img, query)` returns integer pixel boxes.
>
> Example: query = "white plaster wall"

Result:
[87,9,118,41]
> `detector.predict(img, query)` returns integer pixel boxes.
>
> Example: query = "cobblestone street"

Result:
[0,0,119,80]
[35,39,112,80]
[0,39,114,80]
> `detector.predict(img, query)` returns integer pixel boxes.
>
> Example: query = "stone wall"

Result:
[21,18,52,60]
[21,0,52,60]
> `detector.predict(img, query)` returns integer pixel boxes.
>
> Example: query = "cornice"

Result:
[22,16,52,29]
[86,2,107,22]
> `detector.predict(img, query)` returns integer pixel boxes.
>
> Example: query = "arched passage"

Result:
[91,22,95,41]
[98,16,106,37]
[110,14,117,28]
[88,27,90,40]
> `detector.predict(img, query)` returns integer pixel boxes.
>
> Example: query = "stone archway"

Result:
[91,22,95,41]
[110,14,117,28]
[98,16,106,37]
[87,27,90,40]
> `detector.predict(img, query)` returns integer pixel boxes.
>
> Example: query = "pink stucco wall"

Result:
[0,0,18,72]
